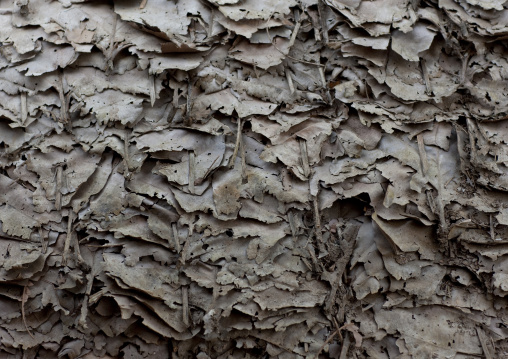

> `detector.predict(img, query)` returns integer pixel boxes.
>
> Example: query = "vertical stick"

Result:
[182,286,190,327]
[339,332,351,359]
[20,92,27,125]
[229,118,243,168]
[436,149,448,233]
[240,134,246,181]
[317,0,329,44]
[286,68,295,94]
[476,327,493,359]
[22,285,34,339]
[172,223,181,253]
[420,59,432,95]
[185,78,193,126]
[490,214,495,240]
[123,131,131,178]
[58,75,68,123]
[299,138,311,178]
[149,74,156,107]
[288,16,301,48]
[79,272,94,329]
[39,227,47,254]
[55,166,63,211]
[288,211,297,237]
[313,195,326,255]
[188,151,196,194]
[417,134,428,175]
[106,15,118,70]
[62,211,73,266]
[208,8,214,38]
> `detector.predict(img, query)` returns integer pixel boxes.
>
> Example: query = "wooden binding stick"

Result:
[55,165,63,211]
[299,138,311,178]
[313,195,327,256]
[188,151,196,194]
[79,272,94,329]
[62,211,74,266]
[172,223,181,253]
[22,284,34,339]
[182,286,190,326]
[20,92,27,125]
[417,134,428,175]
[229,118,243,168]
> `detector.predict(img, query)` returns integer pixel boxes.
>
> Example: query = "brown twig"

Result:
[229,118,243,168]
[62,211,74,266]
[317,0,329,44]
[314,323,361,358]
[417,134,428,175]
[299,138,311,178]
[182,286,190,326]
[477,327,493,359]
[188,151,196,194]
[22,285,34,339]
[79,272,94,329]
[55,165,63,211]
[20,91,27,125]
[172,223,181,253]
[265,14,324,68]
[339,332,351,359]
[314,328,340,359]
[313,195,326,254]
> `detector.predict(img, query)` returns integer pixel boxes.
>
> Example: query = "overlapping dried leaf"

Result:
[1,0,508,357]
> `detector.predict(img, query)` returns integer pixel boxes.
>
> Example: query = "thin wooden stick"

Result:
[182,286,190,326]
[62,211,73,266]
[314,328,340,359]
[172,223,181,253]
[20,92,27,125]
[79,273,94,329]
[55,165,63,211]
[229,118,243,168]
[417,134,428,175]
[188,151,196,194]
[22,285,34,339]
[477,327,493,359]
[317,0,329,44]
[266,15,324,68]
[299,138,311,178]
[339,333,351,359]
[149,74,156,106]
[286,68,295,94]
